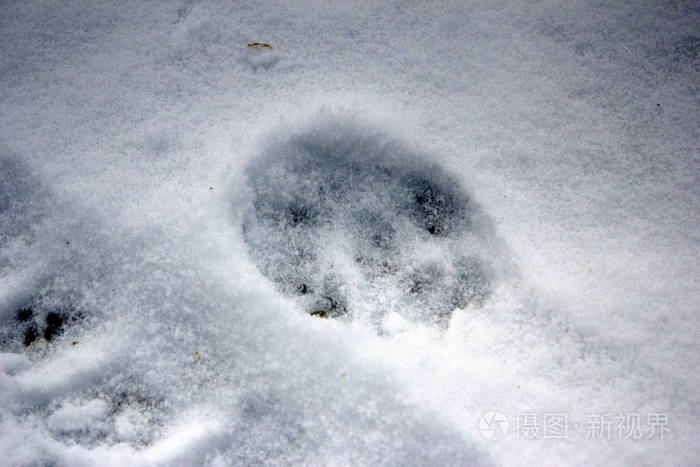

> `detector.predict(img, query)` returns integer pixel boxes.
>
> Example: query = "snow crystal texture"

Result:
[1,0,698,466]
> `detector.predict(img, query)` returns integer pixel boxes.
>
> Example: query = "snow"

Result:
[47,399,108,434]
[1,0,698,465]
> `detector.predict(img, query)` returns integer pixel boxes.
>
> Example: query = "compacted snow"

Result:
[1,0,698,465]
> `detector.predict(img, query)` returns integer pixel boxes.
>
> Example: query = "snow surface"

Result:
[1,0,698,465]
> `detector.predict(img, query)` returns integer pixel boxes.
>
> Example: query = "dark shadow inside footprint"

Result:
[403,173,465,236]
[242,118,496,328]
[2,300,84,349]
[310,296,347,319]
[287,201,318,227]
[44,311,67,341]
[450,257,491,309]
[408,262,445,295]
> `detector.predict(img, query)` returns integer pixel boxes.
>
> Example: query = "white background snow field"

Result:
[1,0,698,465]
